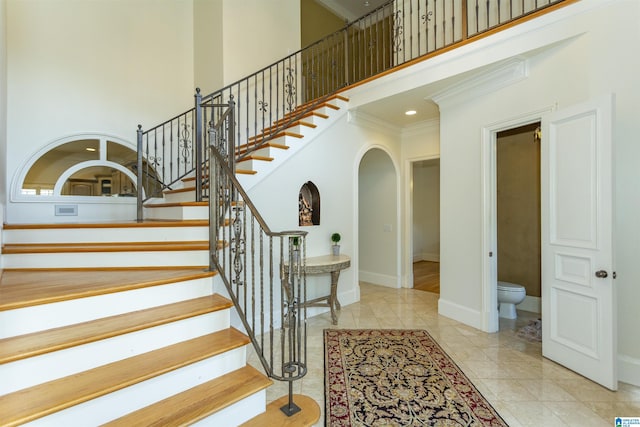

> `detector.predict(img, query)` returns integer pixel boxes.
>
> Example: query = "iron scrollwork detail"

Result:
[179,123,192,165]
[393,10,404,53]
[285,67,297,112]
[231,206,245,287]
[422,10,433,25]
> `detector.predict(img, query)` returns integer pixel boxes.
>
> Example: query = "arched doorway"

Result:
[358,148,399,288]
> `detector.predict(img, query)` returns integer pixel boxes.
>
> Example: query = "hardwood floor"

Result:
[413,261,440,294]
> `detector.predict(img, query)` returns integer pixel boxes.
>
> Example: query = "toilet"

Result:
[497,281,526,319]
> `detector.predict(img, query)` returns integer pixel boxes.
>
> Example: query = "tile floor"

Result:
[249,282,640,426]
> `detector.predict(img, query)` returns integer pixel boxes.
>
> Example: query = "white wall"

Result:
[246,113,401,314]
[412,159,439,262]
[194,0,224,95]
[221,0,301,85]
[0,0,6,203]
[434,0,640,385]
[359,148,398,287]
[1,0,6,268]
[4,0,304,223]
[5,0,196,223]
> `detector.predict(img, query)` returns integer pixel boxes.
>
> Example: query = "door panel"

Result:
[541,95,616,390]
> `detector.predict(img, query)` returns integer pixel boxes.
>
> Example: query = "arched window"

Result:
[16,135,150,198]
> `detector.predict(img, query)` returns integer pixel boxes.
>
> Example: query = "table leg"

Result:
[329,270,341,324]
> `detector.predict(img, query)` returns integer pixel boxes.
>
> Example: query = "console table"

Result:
[283,254,350,325]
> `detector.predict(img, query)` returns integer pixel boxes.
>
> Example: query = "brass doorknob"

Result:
[595,270,608,278]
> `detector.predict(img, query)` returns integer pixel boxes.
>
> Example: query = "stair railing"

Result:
[136,0,569,219]
[207,100,309,416]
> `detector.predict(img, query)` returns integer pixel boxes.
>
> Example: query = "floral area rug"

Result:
[324,329,508,426]
[516,318,542,342]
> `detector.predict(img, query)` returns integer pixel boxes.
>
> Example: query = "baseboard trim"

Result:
[412,253,440,263]
[438,298,483,330]
[518,295,541,314]
[618,354,640,387]
[359,270,399,288]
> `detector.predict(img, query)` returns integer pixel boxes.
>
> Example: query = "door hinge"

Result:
[613,271,617,279]
[489,251,493,257]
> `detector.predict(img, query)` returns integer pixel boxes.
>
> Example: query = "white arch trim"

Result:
[53,160,139,198]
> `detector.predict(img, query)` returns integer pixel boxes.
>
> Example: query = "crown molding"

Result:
[401,118,439,138]
[347,110,400,135]
[431,57,528,108]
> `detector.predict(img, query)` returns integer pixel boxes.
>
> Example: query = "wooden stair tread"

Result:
[248,130,303,143]
[273,110,328,126]
[240,394,320,427]
[144,201,208,208]
[0,268,214,311]
[284,94,348,116]
[280,101,340,123]
[257,119,317,136]
[2,240,210,254]
[103,365,272,427]
[237,155,273,163]
[2,220,209,230]
[163,186,203,195]
[235,141,289,156]
[0,294,232,364]
[0,328,250,427]
[236,169,258,175]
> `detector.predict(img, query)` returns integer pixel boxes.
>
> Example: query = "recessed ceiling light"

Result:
[364,1,370,6]
[405,110,417,116]
[86,147,96,152]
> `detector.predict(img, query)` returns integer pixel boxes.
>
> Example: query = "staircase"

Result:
[235,95,348,191]
[0,214,274,425]
[0,95,348,425]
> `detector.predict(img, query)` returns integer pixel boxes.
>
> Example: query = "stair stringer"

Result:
[237,98,349,191]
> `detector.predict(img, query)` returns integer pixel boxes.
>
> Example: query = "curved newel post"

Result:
[136,124,143,222]
[280,233,308,416]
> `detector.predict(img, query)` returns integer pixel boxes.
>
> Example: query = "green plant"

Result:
[331,233,341,245]
[291,236,300,247]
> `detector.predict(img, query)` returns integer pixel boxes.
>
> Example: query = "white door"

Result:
[541,95,616,390]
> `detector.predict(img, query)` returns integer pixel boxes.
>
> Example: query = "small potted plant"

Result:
[331,232,341,256]
[291,236,300,262]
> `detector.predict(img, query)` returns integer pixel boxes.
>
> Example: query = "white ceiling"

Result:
[314,0,390,22]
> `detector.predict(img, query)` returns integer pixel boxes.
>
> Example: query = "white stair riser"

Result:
[191,390,266,427]
[144,205,209,220]
[2,249,210,269]
[3,226,208,244]
[236,158,273,175]
[0,310,230,395]
[249,145,288,158]
[22,347,247,427]
[163,189,197,204]
[0,277,214,338]
[277,113,325,127]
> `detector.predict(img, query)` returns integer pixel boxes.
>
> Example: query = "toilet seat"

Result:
[498,281,524,292]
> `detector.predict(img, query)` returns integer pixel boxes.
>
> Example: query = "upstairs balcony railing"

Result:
[136,0,568,210]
